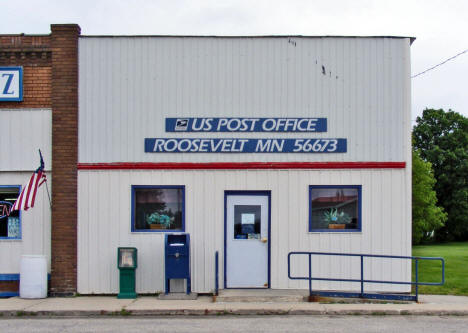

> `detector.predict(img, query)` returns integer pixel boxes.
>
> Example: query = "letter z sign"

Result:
[0,67,23,101]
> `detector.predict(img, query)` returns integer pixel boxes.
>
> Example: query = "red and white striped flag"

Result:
[11,156,47,212]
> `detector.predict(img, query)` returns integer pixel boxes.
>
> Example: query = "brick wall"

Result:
[0,66,51,108]
[0,35,50,48]
[1,26,80,296]
[50,24,80,296]
[0,35,51,109]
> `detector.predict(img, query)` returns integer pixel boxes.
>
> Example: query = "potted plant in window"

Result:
[146,212,174,229]
[159,214,174,229]
[147,212,160,229]
[324,208,351,229]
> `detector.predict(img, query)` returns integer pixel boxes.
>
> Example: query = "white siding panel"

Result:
[0,110,52,171]
[78,168,410,294]
[79,37,411,164]
[0,172,51,274]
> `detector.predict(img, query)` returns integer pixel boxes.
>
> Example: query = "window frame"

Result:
[0,185,22,240]
[131,185,185,233]
[308,185,362,233]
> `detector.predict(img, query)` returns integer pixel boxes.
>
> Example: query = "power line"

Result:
[411,49,468,79]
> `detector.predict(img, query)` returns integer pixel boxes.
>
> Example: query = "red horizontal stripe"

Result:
[77,162,406,170]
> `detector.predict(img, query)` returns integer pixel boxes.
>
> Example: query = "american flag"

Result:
[11,153,47,212]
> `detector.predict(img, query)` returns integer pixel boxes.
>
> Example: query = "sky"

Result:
[2,0,467,122]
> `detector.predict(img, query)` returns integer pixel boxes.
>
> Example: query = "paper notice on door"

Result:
[241,213,255,224]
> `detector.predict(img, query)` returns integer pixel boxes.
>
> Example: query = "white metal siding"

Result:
[78,37,411,164]
[0,172,51,273]
[0,109,52,274]
[0,109,52,171]
[78,169,411,294]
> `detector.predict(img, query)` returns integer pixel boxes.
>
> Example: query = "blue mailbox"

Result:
[165,233,191,294]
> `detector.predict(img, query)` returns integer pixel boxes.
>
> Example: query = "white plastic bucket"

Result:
[19,255,48,299]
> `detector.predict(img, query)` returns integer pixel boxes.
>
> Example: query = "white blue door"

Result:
[225,192,269,288]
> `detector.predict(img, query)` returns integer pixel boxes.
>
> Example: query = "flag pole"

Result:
[44,180,52,209]
[39,149,52,209]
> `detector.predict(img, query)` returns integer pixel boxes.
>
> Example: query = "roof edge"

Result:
[80,34,416,41]
[0,33,50,37]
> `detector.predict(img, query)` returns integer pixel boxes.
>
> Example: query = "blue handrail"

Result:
[288,251,445,302]
[214,251,219,296]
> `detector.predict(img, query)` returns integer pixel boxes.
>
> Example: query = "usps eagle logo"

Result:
[175,118,189,131]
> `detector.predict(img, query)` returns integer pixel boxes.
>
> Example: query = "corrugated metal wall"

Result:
[0,172,51,273]
[77,36,412,294]
[77,169,411,294]
[78,37,411,163]
[0,109,51,274]
[0,110,52,171]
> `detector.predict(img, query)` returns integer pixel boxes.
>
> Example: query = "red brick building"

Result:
[0,24,80,296]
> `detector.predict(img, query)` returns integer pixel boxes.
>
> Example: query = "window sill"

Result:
[131,229,185,233]
[308,230,362,234]
[0,237,22,241]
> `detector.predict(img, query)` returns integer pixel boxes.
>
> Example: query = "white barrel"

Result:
[19,255,48,299]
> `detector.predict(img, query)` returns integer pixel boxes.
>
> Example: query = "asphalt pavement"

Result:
[2,316,468,333]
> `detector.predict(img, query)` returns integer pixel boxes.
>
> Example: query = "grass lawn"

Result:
[412,242,468,296]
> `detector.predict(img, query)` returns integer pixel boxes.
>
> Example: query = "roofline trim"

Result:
[80,34,415,42]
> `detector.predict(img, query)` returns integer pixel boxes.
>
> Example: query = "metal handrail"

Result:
[288,251,445,302]
[214,251,219,296]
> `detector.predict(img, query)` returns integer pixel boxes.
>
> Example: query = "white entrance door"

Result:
[226,193,269,288]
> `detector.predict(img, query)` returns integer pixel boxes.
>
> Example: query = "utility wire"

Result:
[412,49,468,78]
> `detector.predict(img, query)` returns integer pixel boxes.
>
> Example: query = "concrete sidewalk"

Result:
[1,295,468,317]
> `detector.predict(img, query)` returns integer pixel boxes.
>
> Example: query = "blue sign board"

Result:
[165,118,327,132]
[0,67,23,102]
[145,138,346,153]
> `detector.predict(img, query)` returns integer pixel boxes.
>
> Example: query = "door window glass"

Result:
[234,205,261,239]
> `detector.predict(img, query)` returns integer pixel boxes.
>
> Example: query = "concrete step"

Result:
[215,289,308,303]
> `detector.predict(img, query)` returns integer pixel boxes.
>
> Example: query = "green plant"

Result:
[146,212,174,228]
[323,208,351,224]
[412,242,468,296]
[412,147,447,244]
[413,109,468,241]
[146,212,161,224]
[337,211,351,224]
[120,308,132,316]
[323,208,338,223]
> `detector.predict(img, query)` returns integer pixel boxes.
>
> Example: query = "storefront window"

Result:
[309,185,361,232]
[0,186,21,239]
[132,186,184,232]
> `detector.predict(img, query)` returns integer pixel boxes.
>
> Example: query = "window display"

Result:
[132,186,184,232]
[309,186,361,232]
[0,186,21,239]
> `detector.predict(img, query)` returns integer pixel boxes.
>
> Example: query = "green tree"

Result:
[413,109,468,241]
[412,148,447,244]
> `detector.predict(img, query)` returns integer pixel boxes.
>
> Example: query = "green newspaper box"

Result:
[117,247,137,299]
